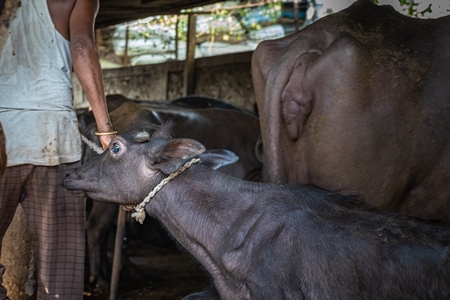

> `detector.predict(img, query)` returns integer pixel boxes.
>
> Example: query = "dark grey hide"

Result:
[65,124,450,300]
[78,96,262,287]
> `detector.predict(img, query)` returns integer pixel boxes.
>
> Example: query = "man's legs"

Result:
[0,165,29,300]
[21,162,86,300]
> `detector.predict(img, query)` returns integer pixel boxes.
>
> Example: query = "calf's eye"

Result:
[111,143,121,154]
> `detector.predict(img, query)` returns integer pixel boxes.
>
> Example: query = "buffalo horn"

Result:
[134,131,150,143]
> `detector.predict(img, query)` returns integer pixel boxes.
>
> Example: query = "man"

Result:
[0,0,114,299]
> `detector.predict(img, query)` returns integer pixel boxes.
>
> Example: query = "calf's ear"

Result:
[151,138,205,174]
[199,150,238,170]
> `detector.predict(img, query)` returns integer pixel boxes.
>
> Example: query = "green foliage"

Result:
[371,0,432,17]
[236,1,282,31]
[128,15,178,41]
[398,0,432,17]
[125,1,283,43]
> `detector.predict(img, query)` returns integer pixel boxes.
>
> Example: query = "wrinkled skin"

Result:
[79,96,262,286]
[252,0,450,222]
[65,125,450,300]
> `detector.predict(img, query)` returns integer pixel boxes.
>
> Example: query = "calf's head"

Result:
[64,124,238,205]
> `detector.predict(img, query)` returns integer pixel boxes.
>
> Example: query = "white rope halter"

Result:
[126,158,201,224]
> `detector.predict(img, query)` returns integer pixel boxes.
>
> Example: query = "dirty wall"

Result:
[73,51,256,112]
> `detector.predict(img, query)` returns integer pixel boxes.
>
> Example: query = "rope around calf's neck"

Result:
[125,158,202,224]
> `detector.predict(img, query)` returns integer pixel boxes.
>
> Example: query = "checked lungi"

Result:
[0,162,85,300]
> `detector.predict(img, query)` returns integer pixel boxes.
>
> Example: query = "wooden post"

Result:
[109,207,127,300]
[123,23,130,66]
[183,13,197,97]
[175,15,179,61]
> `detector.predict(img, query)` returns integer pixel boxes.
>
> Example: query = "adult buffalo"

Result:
[252,0,450,222]
[80,96,262,287]
[82,97,261,181]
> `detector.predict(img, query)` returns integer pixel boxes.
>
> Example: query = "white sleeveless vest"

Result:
[0,0,81,166]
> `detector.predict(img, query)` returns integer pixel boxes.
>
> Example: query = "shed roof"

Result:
[96,0,221,28]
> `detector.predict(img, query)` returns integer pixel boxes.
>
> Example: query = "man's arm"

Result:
[69,0,114,149]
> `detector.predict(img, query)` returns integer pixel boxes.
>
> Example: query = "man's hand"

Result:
[99,134,114,150]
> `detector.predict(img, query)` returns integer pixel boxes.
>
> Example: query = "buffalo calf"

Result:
[65,124,450,300]
[79,96,262,287]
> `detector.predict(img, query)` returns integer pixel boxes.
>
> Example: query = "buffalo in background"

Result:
[252,0,450,222]
[78,95,262,287]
